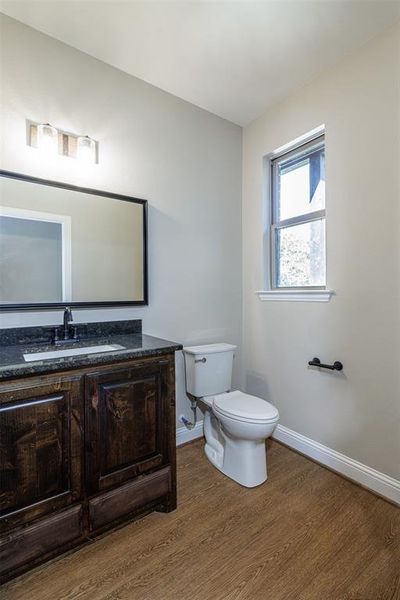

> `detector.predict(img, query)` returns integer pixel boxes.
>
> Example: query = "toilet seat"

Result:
[213,390,279,424]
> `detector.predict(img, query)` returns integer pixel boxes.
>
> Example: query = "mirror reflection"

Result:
[0,173,147,307]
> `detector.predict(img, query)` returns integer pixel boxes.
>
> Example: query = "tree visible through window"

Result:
[271,135,326,288]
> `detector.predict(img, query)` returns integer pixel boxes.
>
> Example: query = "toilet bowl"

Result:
[183,344,279,488]
[202,390,279,487]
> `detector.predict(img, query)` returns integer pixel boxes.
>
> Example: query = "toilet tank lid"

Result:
[182,343,237,355]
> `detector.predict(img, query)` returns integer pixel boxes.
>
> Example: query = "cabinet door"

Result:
[85,358,172,495]
[0,374,83,532]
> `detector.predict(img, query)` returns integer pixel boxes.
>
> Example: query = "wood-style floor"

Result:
[2,439,399,600]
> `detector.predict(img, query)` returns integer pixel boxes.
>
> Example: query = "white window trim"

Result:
[257,125,335,302]
[256,289,334,302]
[269,124,325,159]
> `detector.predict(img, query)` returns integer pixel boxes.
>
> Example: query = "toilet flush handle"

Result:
[195,357,207,363]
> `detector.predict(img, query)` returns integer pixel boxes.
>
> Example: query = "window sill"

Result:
[256,289,334,302]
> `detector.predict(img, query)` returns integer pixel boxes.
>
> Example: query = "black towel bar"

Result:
[308,357,343,371]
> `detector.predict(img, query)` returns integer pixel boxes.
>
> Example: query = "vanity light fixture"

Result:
[28,121,98,164]
[36,123,58,156]
[77,135,96,163]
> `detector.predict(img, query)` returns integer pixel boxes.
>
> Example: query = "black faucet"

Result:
[63,306,73,340]
[53,307,79,345]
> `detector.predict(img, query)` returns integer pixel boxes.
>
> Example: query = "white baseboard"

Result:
[273,424,400,505]
[176,420,204,446]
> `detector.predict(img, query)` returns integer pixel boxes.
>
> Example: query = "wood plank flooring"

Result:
[2,439,399,600]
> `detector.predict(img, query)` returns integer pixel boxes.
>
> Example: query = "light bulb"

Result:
[77,135,96,163]
[37,123,58,156]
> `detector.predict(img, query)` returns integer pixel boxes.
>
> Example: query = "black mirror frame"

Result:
[0,170,148,311]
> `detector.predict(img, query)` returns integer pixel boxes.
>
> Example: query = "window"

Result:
[270,134,326,289]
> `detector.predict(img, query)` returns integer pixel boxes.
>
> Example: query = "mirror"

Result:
[0,171,148,310]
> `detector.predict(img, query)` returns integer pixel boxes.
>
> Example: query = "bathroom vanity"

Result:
[0,320,182,582]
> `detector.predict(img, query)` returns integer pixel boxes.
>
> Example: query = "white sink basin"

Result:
[23,344,126,362]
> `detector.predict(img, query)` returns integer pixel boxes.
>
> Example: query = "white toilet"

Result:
[183,343,279,487]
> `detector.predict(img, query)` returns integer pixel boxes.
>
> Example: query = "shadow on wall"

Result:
[175,350,205,425]
[245,371,271,403]
[245,365,373,472]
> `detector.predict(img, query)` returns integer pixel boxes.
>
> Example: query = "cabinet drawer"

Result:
[89,466,171,531]
[0,504,83,581]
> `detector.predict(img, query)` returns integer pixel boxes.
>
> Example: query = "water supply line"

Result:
[179,396,198,430]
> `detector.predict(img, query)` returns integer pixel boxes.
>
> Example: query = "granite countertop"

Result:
[0,320,182,380]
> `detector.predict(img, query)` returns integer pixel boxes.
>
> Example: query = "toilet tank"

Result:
[183,343,237,398]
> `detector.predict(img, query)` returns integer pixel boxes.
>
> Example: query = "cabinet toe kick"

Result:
[0,505,83,582]
[89,466,172,530]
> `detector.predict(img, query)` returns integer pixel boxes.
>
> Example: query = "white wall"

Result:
[242,24,400,479]
[0,14,243,426]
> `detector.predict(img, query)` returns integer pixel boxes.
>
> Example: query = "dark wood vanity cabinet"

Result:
[85,359,176,531]
[0,353,177,582]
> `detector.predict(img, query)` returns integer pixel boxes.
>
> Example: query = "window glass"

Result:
[275,218,326,288]
[278,147,325,221]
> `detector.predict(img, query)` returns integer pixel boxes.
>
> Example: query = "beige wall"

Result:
[242,24,400,478]
[0,14,242,427]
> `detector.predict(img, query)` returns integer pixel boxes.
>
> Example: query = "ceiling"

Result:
[1,0,399,125]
